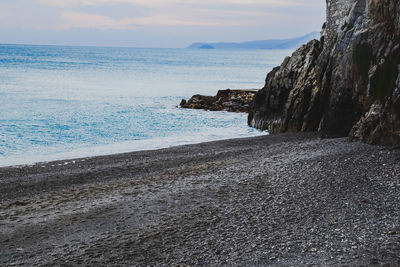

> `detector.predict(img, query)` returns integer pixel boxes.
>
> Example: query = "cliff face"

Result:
[249,0,400,145]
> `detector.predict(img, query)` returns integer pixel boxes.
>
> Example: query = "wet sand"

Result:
[0,133,399,266]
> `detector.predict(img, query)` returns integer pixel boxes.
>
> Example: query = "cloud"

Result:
[38,0,317,8]
[31,0,319,30]
[0,0,320,30]
[0,0,325,47]
[59,12,224,29]
[59,8,277,29]
[60,12,126,29]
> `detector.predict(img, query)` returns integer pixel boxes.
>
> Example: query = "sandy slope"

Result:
[0,133,399,266]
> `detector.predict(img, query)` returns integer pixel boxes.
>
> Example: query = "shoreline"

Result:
[1,132,399,265]
[0,130,267,168]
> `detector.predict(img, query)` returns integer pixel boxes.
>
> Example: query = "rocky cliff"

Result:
[249,0,400,145]
[180,89,256,113]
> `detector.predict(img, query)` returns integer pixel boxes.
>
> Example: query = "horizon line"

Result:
[0,30,320,50]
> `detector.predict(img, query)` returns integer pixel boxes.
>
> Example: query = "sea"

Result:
[0,44,292,166]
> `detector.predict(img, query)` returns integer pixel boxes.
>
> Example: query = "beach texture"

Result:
[0,133,399,266]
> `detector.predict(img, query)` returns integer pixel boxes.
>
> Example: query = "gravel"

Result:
[0,133,399,266]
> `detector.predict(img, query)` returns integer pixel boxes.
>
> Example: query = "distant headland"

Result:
[187,32,320,50]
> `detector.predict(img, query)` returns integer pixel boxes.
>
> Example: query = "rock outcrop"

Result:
[180,89,256,113]
[249,0,400,146]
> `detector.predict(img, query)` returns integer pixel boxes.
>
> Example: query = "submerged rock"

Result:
[249,0,400,146]
[180,89,257,113]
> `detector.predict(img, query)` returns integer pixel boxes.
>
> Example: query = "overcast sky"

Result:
[0,0,326,48]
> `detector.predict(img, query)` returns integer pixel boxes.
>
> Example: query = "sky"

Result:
[0,0,326,48]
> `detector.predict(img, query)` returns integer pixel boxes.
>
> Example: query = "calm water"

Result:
[0,44,291,166]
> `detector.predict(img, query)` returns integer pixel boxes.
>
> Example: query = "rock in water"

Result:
[248,0,400,146]
[180,89,257,113]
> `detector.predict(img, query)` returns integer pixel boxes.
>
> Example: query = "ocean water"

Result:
[0,44,291,166]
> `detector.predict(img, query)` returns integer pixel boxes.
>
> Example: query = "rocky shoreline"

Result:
[1,133,399,266]
[180,89,257,113]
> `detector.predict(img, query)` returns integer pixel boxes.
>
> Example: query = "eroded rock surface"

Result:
[249,0,400,145]
[180,89,256,113]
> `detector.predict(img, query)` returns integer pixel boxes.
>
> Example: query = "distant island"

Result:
[187,32,320,50]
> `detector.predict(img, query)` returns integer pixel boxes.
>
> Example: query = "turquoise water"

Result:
[0,44,291,166]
